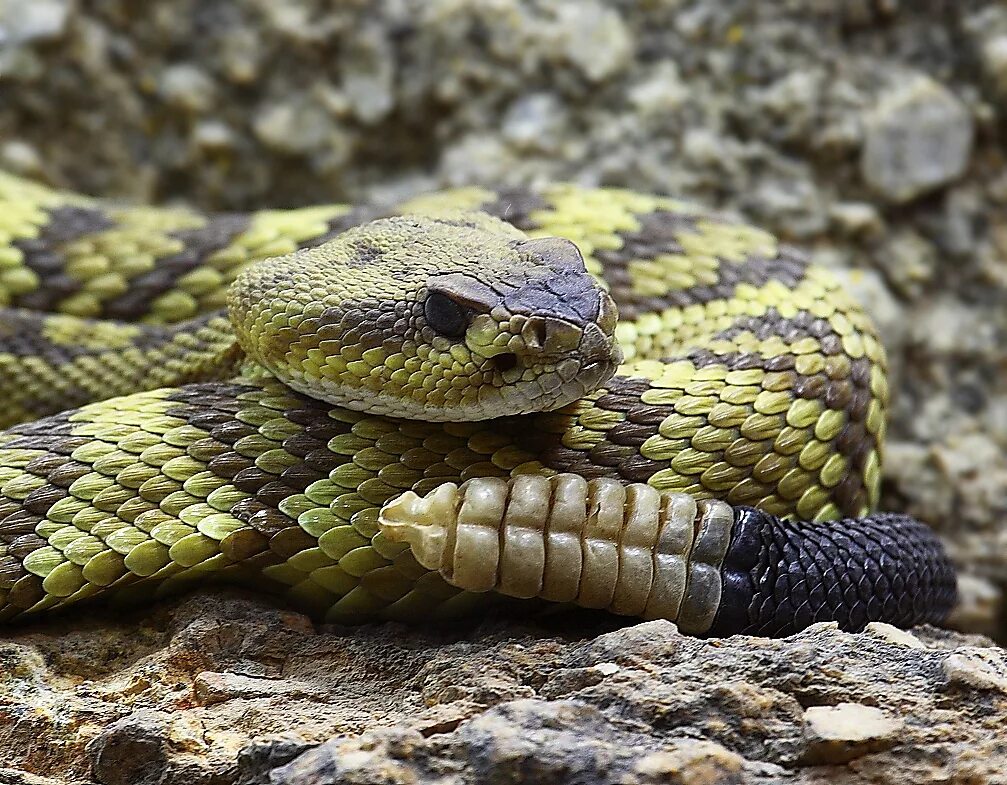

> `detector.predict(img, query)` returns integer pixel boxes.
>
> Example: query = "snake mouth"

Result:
[575,353,620,389]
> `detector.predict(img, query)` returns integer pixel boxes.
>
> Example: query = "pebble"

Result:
[628,60,689,114]
[0,0,69,44]
[502,93,567,151]
[553,1,633,83]
[981,35,1007,94]
[864,622,926,649]
[193,120,236,151]
[829,202,885,240]
[861,75,974,203]
[253,100,336,155]
[943,650,1007,692]
[801,702,903,764]
[0,139,43,175]
[159,64,217,113]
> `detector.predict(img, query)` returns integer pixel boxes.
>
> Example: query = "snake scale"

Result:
[0,171,955,636]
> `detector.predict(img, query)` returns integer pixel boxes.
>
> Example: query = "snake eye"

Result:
[424,291,468,338]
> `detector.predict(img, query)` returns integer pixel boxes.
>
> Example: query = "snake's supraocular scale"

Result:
[0,172,956,636]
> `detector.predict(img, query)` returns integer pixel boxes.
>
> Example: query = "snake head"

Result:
[228,212,622,421]
[425,235,622,409]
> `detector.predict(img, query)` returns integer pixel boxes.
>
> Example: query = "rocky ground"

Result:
[0,0,1005,782]
[2,590,1007,785]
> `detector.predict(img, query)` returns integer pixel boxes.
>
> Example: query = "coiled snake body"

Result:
[0,172,955,636]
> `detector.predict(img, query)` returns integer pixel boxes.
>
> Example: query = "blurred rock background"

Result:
[0,1,1006,782]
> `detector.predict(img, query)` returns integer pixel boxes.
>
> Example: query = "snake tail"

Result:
[378,476,957,635]
[709,509,957,636]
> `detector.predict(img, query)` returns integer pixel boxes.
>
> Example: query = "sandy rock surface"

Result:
[0,0,1006,782]
[0,590,1003,784]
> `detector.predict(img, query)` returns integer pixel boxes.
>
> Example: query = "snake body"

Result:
[0,172,955,636]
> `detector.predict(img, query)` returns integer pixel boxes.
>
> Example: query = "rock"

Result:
[0,590,1003,783]
[86,711,170,785]
[159,64,218,113]
[193,120,237,152]
[875,228,937,298]
[628,60,689,114]
[0,140,42,176]
[864,622,927,649]
[269,700,750,785]
[0,770,68,785]
[502,93,567,151]
[800,703,903,764]
[943,649,1007,693]
[861,75,974,203]
[0,0,69,45]
[438,134,518,187]
[981,35,1007,94]
[235,736,317,785]
[948,573,1002,638]
[829,202,885,240]
[252,99,340,157]
[552,2,633,83]
[340,24,394,124]
[746,171,828,238]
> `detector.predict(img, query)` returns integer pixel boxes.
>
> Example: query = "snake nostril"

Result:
[521,317,550,351]
[493,353,518,372]
[531,321,548,349]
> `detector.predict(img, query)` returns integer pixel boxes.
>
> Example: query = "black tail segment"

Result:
[708,508,958,637]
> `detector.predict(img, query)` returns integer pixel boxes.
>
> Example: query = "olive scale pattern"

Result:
[0,173,955,634]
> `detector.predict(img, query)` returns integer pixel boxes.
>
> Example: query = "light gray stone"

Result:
[981,35,1007,94]
[552,1,632,83]
[0,0,69,45]
[159,64,217,113]
[861,75,974,203]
